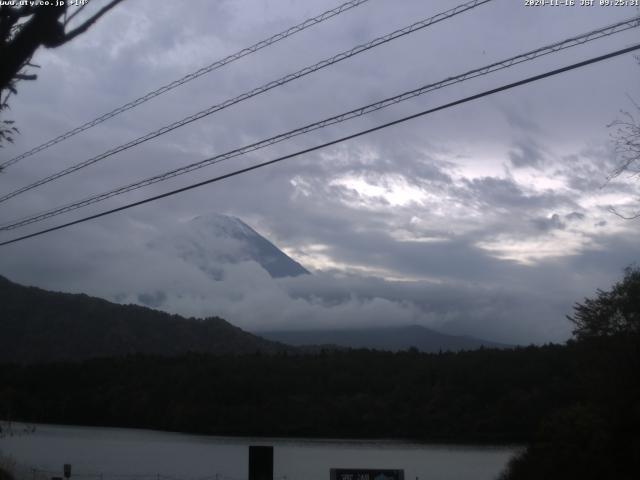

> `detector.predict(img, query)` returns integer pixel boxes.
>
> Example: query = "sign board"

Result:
[330,469,404,480]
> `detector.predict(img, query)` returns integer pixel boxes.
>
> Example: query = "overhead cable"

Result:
[0,0,493,204]
[0,0,373,170]
[2,16,638,231]
[1,42,639,247]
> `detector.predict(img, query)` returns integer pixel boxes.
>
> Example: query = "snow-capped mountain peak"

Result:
[150,213,309,279]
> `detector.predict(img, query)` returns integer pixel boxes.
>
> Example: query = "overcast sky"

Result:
[1,0,639,344]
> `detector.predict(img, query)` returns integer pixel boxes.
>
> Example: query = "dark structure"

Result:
[248,446,273,480]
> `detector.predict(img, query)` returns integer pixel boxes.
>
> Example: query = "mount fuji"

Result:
[148,213,309,281]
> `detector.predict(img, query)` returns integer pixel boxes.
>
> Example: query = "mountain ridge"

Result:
[0,274,289,363]
[256,324,511,352]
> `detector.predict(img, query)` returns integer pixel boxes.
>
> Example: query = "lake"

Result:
[0,424,517,480]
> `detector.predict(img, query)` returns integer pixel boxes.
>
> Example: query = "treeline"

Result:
[0,344,576,443]
[2,333,636,478]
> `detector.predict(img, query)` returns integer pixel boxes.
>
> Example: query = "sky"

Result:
[0,0,639,344]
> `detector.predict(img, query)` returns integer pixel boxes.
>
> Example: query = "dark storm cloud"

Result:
[566,212,585,222]
[555,150,617,193]
[461,176,575,212]
[501,104,543,134]
[509,139,545,168]
[532,213,566,232]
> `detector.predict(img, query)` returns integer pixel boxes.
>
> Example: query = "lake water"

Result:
[0,424,517,480]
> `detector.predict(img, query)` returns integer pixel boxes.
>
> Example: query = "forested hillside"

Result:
[0,275,287,363]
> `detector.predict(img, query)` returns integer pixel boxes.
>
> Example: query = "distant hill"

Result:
[0,275,288,363]
[256,325,511,353]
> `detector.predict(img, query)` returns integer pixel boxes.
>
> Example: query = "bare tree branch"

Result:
[608,205,640,220]
[14,73,37,81]
[64,2,91,27]
[60,0,125,45]
[0,1,125,147]
[607,59,640,220]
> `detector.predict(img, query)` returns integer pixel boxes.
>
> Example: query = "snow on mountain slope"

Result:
[149,213,309,280]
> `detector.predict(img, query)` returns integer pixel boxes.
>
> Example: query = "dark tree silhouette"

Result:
[0,1,125,149]
[567,265,640,340]
[501,266,640,480]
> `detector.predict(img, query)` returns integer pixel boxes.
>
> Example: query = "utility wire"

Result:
[0,0,372,171]
[0,0,493,204]
[2,16,638,232]
[1,43,638,247]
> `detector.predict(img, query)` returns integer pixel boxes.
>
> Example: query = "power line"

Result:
[0,0,493,205]
[2,16,637,232]
[0,0,372,171]
[1,43,638,247]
